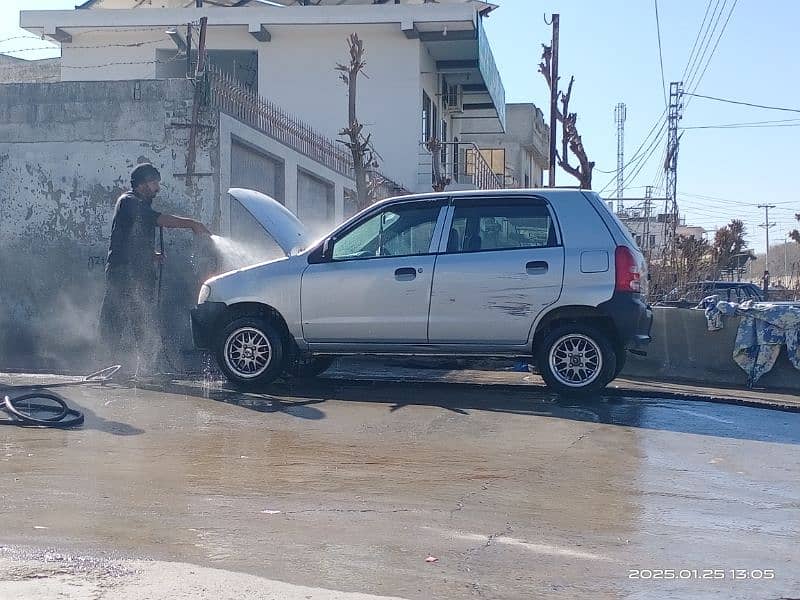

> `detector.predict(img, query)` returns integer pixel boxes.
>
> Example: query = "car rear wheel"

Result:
[537,324,616,395]
[216,316,286,388]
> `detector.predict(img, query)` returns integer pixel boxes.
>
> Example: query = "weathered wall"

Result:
[622,307,800,391]
[0,56,61,84]
[0,79,219,371]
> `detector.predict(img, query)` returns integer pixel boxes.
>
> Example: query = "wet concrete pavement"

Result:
[0,371,799,599]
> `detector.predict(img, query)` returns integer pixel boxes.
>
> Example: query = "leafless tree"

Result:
[425,138,449,192]
[790,212,800,244]
[336,33,377,210]
[538,44,595,189]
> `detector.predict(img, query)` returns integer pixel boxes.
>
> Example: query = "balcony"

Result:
[417,141,503,192]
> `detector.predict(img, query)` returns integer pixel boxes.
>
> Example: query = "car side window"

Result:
[331,203,441,261]
[446,199,556,253]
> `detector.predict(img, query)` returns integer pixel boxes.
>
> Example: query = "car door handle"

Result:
[526,261,549,275]
[394,267,417,281]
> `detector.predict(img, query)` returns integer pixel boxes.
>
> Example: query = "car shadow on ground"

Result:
[130,377,327,421]
[137,375,800,445]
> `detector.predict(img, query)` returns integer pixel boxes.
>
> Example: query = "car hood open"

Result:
[228,187,310,257]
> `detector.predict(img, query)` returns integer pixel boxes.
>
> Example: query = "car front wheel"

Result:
[216,316,286,388]
[537,324,617,395]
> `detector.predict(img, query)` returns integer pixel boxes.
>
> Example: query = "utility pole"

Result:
[614,102,626,211]
[643,185,653,262]
[547,14,559,187]
[664,81,683,277]
[785,233,789,284]
[185,16,208,183]
[186,22,192,79]
[758,203,776,294]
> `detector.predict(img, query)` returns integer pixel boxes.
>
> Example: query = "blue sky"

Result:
[2,0,798,252]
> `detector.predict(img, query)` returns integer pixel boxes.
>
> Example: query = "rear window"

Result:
[446,198,557,253]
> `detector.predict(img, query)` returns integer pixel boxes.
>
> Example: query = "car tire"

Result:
[216,316,286,388]
[287,356,335,379]
[536,324,617,396]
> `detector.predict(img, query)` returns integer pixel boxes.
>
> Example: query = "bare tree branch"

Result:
[539,48,594,188]
[337,33,376,210]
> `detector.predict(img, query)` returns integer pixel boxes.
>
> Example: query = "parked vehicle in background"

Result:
[191,188,652,395]
[657,281,764,308]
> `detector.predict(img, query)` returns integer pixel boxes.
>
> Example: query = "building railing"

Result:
[418,141,503,191]
[205,64,409,201]
[207,64,354,177]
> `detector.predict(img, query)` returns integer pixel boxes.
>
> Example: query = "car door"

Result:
[301,199,446,344]
[428,195,564,345]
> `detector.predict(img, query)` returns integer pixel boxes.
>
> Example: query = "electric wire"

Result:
[654,0,667,108]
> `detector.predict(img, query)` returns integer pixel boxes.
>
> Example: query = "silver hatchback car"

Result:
[192,188,652,394]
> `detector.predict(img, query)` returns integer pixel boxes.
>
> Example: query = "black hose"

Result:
[0,365,120,429]
[2,392,84,428]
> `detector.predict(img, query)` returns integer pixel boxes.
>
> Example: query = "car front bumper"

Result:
[190,301,226,349]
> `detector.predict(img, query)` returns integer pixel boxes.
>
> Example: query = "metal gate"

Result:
[228,141,285,265]
[230,140,283,202]
[297,169,334,234]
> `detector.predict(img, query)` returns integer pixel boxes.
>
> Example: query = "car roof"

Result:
[377,188,587,207]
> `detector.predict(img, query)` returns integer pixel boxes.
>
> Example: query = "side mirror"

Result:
[322,237,335,261]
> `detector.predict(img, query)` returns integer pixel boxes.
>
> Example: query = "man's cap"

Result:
[131,163,161,188]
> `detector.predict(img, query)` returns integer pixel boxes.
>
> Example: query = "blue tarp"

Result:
[704,298,800,385]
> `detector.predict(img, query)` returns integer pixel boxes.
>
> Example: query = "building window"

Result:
[466,148,505,178]
[650,234,656,247]
[453,137,460,183]
[440,119,448,166]
[422,92,432,142]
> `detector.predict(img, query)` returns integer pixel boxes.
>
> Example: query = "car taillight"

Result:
[615,246,642,293]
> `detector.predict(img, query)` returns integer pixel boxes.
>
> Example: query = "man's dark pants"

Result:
[98,267,160,370]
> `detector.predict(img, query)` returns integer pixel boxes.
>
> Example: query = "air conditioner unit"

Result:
[443,84,463,113]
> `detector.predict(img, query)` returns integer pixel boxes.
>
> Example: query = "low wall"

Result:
[622,307,800,391]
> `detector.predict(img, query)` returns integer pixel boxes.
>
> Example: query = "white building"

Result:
[613,199,707,256]
[21,0,514,194]
[457,102,549,189]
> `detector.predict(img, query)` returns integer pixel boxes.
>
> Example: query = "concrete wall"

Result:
[0,78,219,371]
[0,56,61,84]
[622,307,800,391]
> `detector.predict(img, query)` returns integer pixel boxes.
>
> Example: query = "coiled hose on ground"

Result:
[0,365,120,429]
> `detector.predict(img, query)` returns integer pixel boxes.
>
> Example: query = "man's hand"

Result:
[192,221,211,236]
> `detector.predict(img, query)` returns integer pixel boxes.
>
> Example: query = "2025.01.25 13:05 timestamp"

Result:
[628,569,775,580]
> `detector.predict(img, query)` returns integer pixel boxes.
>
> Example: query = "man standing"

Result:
[99,163,210,373]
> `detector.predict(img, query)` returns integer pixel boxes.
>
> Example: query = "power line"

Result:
[685,92,800,113]
[654,0,667,108]
[598,115,666,193]
[684,0,725,89]
[681,123,800,130]
[681,118,800,128]
[686,0,738,95]
[599,123,666,194]
[681,0,714,81]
